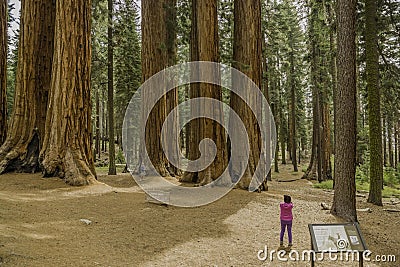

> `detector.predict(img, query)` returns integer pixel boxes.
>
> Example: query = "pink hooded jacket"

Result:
[280,202,294,221]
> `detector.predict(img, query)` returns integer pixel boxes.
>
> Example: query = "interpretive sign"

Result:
[308,223,368,267]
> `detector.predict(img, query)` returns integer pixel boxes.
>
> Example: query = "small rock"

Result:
[80,219,92,225]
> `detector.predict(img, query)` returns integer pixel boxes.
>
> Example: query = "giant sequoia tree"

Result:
[140,0,170,176]
[0,0,55,173]
[331,0,358,222]
[229,0,265,190]
[181,0,228,185]
[40,0,97,185]
[0,0,7,145]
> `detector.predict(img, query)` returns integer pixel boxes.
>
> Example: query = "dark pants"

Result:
[280,220,292,243]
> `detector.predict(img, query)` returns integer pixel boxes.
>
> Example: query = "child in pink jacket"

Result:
[280,195,293,247]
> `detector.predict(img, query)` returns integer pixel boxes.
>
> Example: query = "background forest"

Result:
[1,0,400,217]
[0,1,400,266]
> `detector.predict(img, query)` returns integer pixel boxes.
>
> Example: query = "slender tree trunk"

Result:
[140,0,169,176]
[331,0,358,222]
[108,0,116,175]
[0,0,55,173]
[271,67,279,173]
[184,84,190,157]
[0,0,7,145]
[316,75,323,182]
[366,0,383,205]
[263,34,272,182]
[287,100,292,162]
[289,48,298,172]
[323,103,333,179]
[320,54,332,181]
[280,105,287,165]
[40,0,97,186]
[383,116,387,166]
[95,87,101,160]
[394,124,398,168]
[328,2,337,157]
[303,5,319,180]
[102,93,106,153]
[388,120,394,167]
[181,0,228,185]
[165,0,181,177]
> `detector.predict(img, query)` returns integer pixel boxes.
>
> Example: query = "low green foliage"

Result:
[313,180,333,190]
[116,150,126,164]
[313,173,400,198]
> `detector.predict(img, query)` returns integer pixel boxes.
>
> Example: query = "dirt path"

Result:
[0,165,398,266]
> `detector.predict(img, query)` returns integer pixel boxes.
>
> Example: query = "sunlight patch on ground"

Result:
[0,184,142,202]
[141,196,379,267]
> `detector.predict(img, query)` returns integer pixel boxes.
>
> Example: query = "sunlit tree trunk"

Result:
[40,0,97,186]
[181,0,228,185]
[140,0,169,176]
[0,0,7,145]
[0,0,55,173]
[229,0,266,190]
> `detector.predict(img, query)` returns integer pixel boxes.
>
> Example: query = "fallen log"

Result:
[357,208,372,213]
[277,178,301,182]
[383,209,400,213]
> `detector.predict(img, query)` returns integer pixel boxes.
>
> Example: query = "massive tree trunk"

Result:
[366,0,383,206]
[108,0,116,175]
[140,0,169,176]
[229,0,265,190]
[40,0,97,186]
[0,0,6,145]
[0,0,55,173]
[331,0,358,222]
[181,0,228,185]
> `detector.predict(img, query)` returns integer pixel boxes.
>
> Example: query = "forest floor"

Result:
[0,163,399,267]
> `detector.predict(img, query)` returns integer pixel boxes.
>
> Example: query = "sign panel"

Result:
[309,223,367,252]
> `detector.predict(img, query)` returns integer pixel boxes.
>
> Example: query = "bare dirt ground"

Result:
[0,164,399,267]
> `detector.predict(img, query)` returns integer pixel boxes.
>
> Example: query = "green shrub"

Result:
[313,180,333,190]
[116,150,126,164]
[384,167,400,188]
